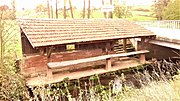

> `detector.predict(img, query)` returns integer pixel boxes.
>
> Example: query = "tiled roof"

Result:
[18,18,155,48]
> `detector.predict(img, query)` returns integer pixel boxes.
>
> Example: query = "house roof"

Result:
[18,18,155,48]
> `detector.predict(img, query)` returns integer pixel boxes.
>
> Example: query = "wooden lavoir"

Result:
[18,18,155,85]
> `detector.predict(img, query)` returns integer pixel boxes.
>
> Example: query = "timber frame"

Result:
[17,18,156,85]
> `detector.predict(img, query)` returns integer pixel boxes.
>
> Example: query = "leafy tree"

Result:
[152,0,170,20]
[36,4,46,13]
[11,0,16,19]
[162,0,180,20]
[0,7,28,100]
[113,4,132,18]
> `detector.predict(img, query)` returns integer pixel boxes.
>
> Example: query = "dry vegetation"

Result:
[27,60,180,101]
[0,1,179,100]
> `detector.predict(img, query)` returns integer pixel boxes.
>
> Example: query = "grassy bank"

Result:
[27,60,180,101]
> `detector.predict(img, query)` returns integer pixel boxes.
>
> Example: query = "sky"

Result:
[0,0,154,11]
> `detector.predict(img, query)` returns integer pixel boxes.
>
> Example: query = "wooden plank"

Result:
[111,50,149,58]
[105,58,111,70]
[48,50,149,69]
[27,58,148,86]
[123,39,127,52]
[48,55,111,69]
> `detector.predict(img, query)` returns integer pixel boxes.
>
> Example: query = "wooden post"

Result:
[47,46,53,62]
[105,42,111,54]
[40,48,45,56]
[140,53,145,64]
[139,37,146,64]
[123,39,127,52]
[105,42,111,70]
[46,68,53,79]
[106,58,111,70]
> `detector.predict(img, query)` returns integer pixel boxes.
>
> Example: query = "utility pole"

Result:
[87,0,90,19]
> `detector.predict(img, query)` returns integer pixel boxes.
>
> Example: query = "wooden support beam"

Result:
[139,54,145,64]
[106,58,111,70]
[47,47,53,63]
[123,39,127,52]
[46,68,53,79]
[39,48,45,56]
[138,37,146,63]
[105,42,111,54]
[48,50,149,69]
[47,47,53,58]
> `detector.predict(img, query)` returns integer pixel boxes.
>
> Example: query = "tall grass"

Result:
[27,59,180,101]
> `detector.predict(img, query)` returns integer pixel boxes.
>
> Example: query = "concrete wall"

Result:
[141,42,180,60]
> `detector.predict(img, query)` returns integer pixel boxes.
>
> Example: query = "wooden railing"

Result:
[135,20,180,29]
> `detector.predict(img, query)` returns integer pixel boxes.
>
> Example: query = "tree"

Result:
[36,4,46,13]
[47,0,50,18]
[64,0,67,19]
[162,0,180,20]
[102,0,107,18]
[0,9,27,100]
[0,5,9,11]
[69,0,74,18]
[56,0,58,18]
[11,0,16,19]
[83,0,86,18]
[87,0,91,19]
[153,0,170,20]
[114,4,132,18]
[108,0,113,18]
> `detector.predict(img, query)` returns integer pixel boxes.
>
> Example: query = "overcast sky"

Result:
[0,0,154,11]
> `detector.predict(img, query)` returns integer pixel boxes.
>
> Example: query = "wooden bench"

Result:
[47,50,149,78]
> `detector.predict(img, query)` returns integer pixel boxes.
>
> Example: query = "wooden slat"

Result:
[48,55,111,69]
[111,50,149,58]
[48,50,149,69]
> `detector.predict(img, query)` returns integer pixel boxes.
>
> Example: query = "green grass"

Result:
[16,8,156,21]
[128,15,156,21]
